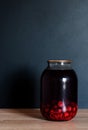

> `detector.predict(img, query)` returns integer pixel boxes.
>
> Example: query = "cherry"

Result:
[45,108,49,112]
[41,100,77,121]
[58,101,63,107]
[58,108,62,113]
[64,112,69,117]
[67,106,72,112]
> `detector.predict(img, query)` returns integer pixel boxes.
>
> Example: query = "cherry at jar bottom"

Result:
[40,101,78,121]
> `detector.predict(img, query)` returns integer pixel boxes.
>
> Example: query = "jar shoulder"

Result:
[41,68,77,79]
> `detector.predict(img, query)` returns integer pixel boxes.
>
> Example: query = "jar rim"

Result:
[47,60,72,63]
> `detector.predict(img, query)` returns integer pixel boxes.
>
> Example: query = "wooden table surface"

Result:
[0,109,87,130]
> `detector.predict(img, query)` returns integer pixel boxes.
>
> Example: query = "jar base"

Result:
[40,101,78,121]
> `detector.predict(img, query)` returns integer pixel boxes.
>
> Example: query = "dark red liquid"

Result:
[40,69,78,121]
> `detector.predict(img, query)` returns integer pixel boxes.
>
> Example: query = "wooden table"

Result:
[0,109,87,130]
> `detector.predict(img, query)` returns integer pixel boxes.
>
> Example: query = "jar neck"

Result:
[47,60,72,70]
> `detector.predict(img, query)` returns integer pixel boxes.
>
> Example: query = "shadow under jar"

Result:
[40,60,78,121]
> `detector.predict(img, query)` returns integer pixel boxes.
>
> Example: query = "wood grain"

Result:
[0,109,87,130]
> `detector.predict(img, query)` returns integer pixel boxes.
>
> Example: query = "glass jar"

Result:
[40,60,78,121]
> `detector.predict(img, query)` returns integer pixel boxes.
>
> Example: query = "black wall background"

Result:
[0,0,88,108]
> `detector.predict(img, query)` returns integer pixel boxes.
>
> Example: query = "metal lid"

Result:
[48,60,72,63]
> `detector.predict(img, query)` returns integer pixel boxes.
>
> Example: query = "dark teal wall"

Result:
[0,0,88,107]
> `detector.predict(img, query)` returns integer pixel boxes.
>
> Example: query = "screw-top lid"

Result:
[47,60,72,63]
